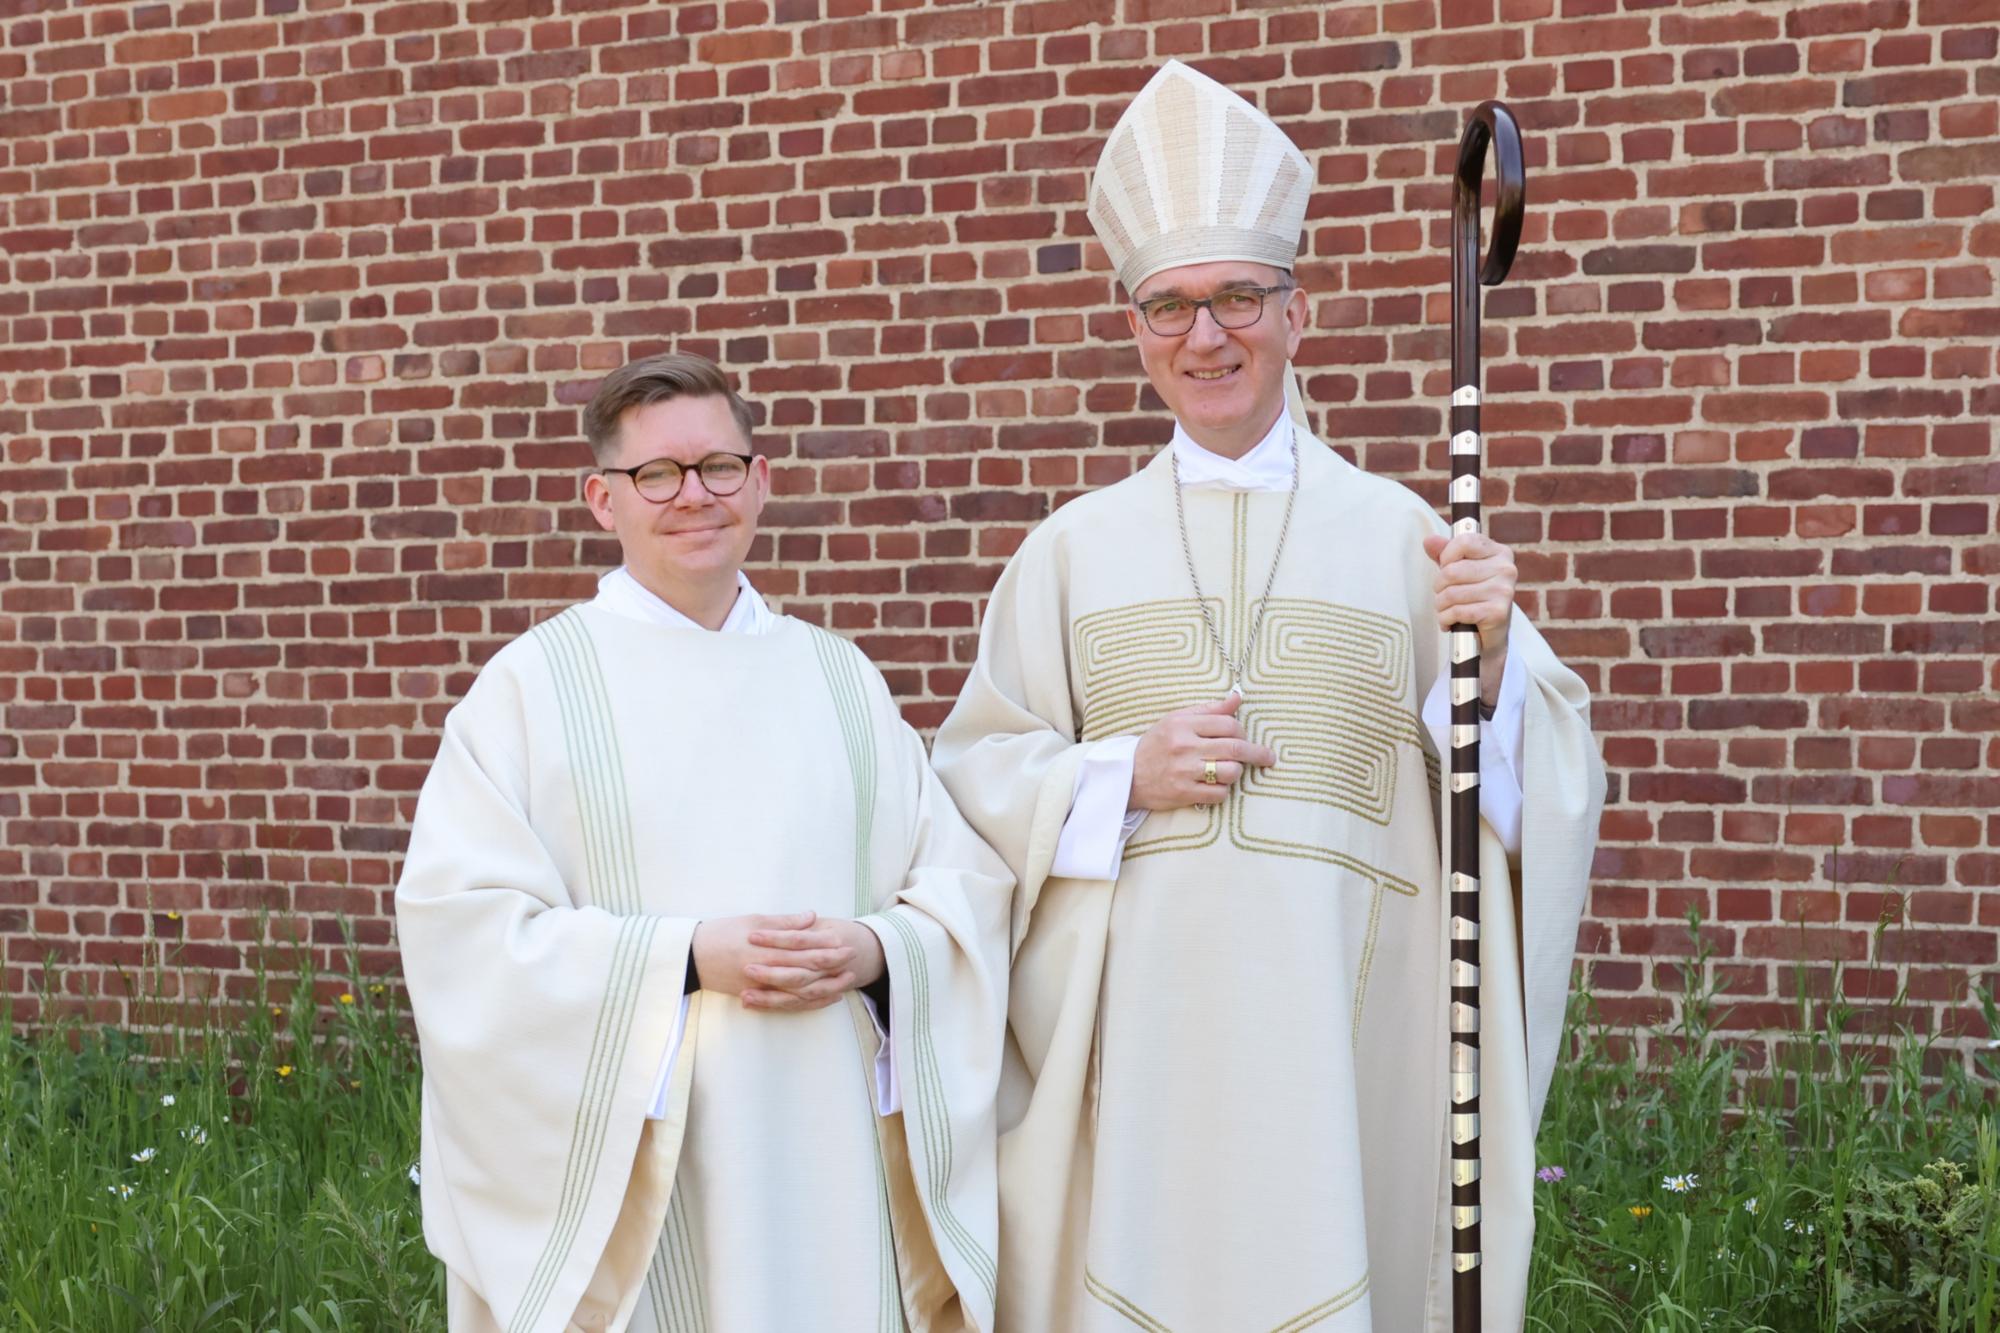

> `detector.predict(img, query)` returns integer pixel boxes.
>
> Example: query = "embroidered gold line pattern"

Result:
[1083,1269,1176,1333]
[1350,885,1386,1055]
[1081,1268,1372,1333]
[1223,798,1420,895]
[1268,1271,1371,1332]
[1075,599,1232,742]
[1074,599,1230,861]
[1238,601,1423,825]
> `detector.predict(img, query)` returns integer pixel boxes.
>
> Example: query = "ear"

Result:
[744,453,771,518]
[1283,283,1308,359]
[1124,303,1141,340]
[583,470,617,533]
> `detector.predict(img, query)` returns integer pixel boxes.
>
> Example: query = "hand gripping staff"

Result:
[1446,100,1524,1333]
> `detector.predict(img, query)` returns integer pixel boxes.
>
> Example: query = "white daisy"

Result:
[130,1147,157,1164]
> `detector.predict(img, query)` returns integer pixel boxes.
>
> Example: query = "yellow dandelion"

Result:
[339,993,355,1005]
[276,1065,293,1078]
[269,1006,282,1018]
[350,1078,363,1089]
[165,911,180,921]
[369,984,385,994]
[1629,1204,1652,1219]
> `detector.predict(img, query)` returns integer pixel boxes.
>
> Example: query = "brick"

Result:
[0,0,1990,1049]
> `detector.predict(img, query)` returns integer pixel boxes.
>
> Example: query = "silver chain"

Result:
[1171,428,1300,699]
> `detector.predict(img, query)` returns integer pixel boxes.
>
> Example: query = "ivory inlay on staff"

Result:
[397,353,1012,1333]
[932,62,1606,1332]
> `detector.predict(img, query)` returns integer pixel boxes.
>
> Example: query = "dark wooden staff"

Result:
[1447,99,1524,1333]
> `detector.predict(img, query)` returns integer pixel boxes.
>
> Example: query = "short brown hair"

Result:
[581,352,757,464]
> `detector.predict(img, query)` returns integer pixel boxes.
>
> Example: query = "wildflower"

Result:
[1783,1217,1816,1235]
[1743,1196,1760,1214]
[159,1093,176,1107]
[340,992,355,1005]
[408,1164,422,1186]
[369,984,386,994]
[1629,1204,1652,1219]
[107,1183,135,1200]
[1662,1173,1698,1194]
[270,1006,282,1018]
[166,910,180,920]
[350,1078,363,1090]
[1536,1165,1566,1183]
[130,1147,156,1164]
[181,1126,207,1146]
[276,1065,293,1079]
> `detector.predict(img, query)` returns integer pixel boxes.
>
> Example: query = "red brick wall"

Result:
[2,1,1996,1055]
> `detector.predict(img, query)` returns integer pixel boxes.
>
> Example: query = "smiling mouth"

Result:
[1186,367,1239,381]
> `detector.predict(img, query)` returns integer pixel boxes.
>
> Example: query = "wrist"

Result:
[688,920,711,990]
[1479,645,1507,707]
[849,918,887,988]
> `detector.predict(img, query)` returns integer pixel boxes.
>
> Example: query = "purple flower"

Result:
[1537,1165,1567,1183]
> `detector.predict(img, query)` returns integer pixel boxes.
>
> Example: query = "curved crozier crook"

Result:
[1453,101,1526,287]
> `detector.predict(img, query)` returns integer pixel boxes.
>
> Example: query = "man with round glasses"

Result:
[933,63,1603,1331]
[397,351,1012,1332]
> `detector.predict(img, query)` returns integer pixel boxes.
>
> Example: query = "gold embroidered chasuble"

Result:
[932,438,1604,1333]
[397,607,1012,1333]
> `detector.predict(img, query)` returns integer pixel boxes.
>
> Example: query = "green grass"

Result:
[1529,915,2000,1332]
[4,919,1998,1332]
[0,951,439,1332]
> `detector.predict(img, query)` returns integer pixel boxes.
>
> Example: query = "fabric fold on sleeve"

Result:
[1050,735,1148,881]
[396,672,696,1333]
[933,527,1092,953]
[858,718,1014,1333]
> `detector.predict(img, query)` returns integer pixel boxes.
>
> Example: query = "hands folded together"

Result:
[691,911,884,1013]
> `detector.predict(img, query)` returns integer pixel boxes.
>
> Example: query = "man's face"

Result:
[1124,260,1307,449]
[584,394,768,589]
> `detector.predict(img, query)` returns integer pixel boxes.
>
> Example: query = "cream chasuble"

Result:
[932,437,1604,1332]
[398,606,1012,1333]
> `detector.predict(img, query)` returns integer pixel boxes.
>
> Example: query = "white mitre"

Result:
[1086,60,1313,295]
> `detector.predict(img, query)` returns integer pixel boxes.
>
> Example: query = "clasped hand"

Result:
[690,911,884,1013]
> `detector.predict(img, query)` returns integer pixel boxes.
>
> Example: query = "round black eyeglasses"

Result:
[601,452,754,503]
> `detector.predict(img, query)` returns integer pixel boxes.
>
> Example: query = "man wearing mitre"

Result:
[933,62,1604,1331]
[397,351,1013,1333]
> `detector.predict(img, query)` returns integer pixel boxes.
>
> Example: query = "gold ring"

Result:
[1202,760,1218,785]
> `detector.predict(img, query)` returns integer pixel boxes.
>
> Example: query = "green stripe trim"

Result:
[812,627,903,1330]
[648,1180,706,1332]
[509,913,660,1331]
[508,610,659,1332]
[882,909,998,1305]
[807,626,878,916]
[535,609,641,913]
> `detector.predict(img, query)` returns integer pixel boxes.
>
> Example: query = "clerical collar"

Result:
[1168,411,1295,492]
[591,567,775,636]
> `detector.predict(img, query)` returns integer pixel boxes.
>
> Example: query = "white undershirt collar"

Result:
[590,567,774,635]
[1169,409,1295,493]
